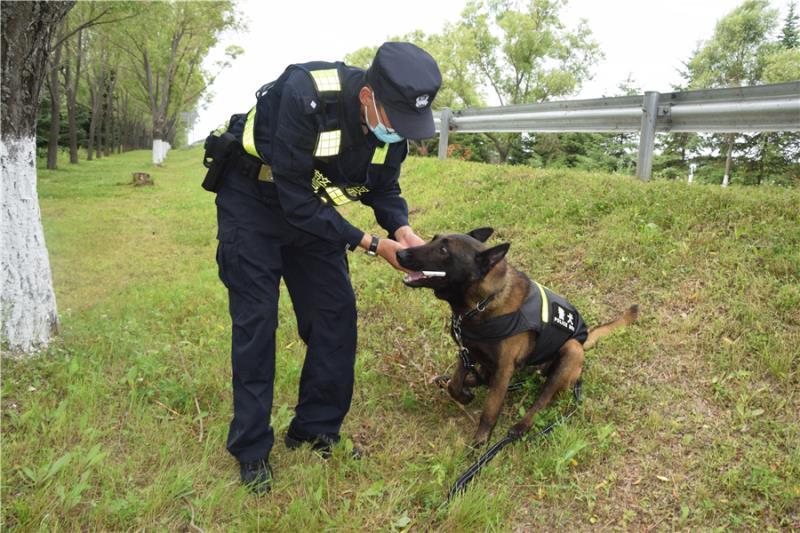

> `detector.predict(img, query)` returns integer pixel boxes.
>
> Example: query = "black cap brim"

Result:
[383,104,435,140]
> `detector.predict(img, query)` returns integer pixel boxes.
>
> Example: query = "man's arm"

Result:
[360,142,425,248]
[266,72,365,251]
[262,71,409,267]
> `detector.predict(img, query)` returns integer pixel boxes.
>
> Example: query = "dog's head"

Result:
[396,227,510,298]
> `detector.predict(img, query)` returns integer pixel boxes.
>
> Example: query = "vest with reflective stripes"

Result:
[237,64,386,206]
[460,281,589,365]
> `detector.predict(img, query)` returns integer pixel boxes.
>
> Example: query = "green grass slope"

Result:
[2,147,798,530]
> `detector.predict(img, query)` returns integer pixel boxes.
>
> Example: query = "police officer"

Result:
[208,42,442,493]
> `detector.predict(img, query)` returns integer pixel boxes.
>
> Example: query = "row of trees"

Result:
[1,1,237,354]
[347,0,799,186]
[36,1,240,169]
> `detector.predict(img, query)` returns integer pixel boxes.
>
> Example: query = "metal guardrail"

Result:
[434,81,800,180]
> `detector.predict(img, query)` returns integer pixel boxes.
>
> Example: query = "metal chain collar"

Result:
[450,293,496,372]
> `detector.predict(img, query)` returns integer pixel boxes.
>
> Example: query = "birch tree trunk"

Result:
[1,0,74,355]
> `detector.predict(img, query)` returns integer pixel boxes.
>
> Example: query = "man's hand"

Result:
[394,225,425,248]
[377,238,408,272]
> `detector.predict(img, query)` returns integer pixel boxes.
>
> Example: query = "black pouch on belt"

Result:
[202,131,241,192]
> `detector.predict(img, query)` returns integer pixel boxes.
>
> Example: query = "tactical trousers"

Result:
[215,166,357,463]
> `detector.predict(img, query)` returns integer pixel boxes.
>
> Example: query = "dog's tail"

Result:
[583,304,639,351]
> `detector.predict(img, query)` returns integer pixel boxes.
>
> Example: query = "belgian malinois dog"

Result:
[397,228,638,446]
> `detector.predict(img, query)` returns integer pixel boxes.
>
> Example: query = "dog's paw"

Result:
[469,437,488,451]
[449,385,475,405]
[433,375,450,389]
[507,421,530,440]
[470,431,490,449]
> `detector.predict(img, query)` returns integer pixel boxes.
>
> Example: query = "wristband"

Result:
[366,235,380,256]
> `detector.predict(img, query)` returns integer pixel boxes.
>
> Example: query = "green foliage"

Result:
[455,0,601,161]
[679,0,797,186]
[117,1,239,138]
[781,0,799,47]
[687,0,779,87]
[36,94,89,151]
[762,47,800,80]
[514,77,640,173]
[344,0,600,163]
[344,45,379,70]
[459,0,601,105]
[36,1,239,158]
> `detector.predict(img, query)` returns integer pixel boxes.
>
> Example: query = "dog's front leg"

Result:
[446,359,475,405]
[472,363,514,447]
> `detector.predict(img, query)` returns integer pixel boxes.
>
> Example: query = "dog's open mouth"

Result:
[403,270,447,284]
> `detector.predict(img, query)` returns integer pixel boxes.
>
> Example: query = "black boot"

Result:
[284,428,361,459]
[239,458,272,494]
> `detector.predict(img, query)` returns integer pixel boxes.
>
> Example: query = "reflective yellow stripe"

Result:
[242,106,259,158]
[257,165,273,182]
[345,185,369,197]
[310,69,341,92]
[371,144,389,165]
[325,186,351,205]
[314,130,341,157]
[534,281,549,323]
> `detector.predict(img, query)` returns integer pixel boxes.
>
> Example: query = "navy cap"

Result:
[366,42,442,140]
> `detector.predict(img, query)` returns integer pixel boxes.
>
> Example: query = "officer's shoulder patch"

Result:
[550,302,577,334]
[302,96,322,115]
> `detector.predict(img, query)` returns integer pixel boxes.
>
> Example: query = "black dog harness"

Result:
[452,281,589,370]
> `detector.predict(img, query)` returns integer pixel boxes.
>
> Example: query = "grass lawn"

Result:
[2,146,799,530]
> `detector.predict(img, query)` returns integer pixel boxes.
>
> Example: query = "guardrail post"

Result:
[438,108,452,160]
[636,91,660,181]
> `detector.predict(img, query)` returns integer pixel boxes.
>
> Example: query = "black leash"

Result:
[446,378,583,502]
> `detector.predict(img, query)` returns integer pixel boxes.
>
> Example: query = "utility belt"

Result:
[202,131,273,192]
[231,152,275,183]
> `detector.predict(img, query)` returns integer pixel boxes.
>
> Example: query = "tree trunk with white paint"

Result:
[722,133,734,187]
[1,1,74,355]
[1,138,60,352]
[152,139,163,165]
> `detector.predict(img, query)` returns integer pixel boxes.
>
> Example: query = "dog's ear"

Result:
[475,243,510,276]
[467,227,494,243]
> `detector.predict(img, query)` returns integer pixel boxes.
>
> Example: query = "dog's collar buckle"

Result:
[462,293,495,321]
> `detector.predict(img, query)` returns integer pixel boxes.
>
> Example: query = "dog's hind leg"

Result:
[508,339,584,438]
[583,305,639,351]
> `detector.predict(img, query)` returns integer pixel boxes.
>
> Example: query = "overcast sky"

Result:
[189,0,794,142]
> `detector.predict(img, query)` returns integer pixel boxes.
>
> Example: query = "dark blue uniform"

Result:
[215,61,410,463]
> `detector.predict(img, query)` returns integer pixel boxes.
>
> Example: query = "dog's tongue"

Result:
[403,270,446,283]
[404,271,427,282]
